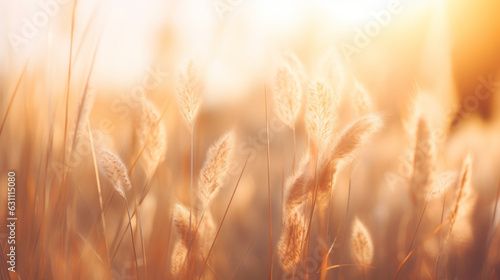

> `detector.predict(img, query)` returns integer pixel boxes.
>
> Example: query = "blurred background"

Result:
[1,0,500,279]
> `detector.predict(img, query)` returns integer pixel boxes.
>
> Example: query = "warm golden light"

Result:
[1,0,500,279]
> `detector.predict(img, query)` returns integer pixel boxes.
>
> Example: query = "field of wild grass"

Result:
[1,0,500,279]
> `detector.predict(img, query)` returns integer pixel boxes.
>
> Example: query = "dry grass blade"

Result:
[446,154,475,242]
[394,219,450,280]
[230,237,257,280]
[96,147,140,279]
[265,85,274,280]
[87,121,111,269]
[0,57,29,138]
[62,0,79,169]
[325,264,375,271]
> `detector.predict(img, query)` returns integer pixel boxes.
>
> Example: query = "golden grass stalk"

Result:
[175,134,238,278]
[305,80,338,151]
[176,59,203,244]
[197,156,249,280]
[97,148,140,279]
[87,121,111,269]
[350,218,374,275]
[273,63,302,129]
[264,86,274,280]
[197,131,234,207]
[136,96,167,176]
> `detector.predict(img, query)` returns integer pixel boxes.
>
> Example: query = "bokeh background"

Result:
[1,0,500,279]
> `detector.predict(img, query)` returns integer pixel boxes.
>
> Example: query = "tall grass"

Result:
[1,4,500,280]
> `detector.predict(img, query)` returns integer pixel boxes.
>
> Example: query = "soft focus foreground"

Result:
[1,0,500,279]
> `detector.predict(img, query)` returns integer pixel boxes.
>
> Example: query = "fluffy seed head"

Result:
[177,60,202,130]
[305,80,338,150]
[171,242,188,277]
[284,154,311,212]
[136,97,167,174]
[316,114,384,207]
[173,202,192,246]
[350,218,374,269]
[198,131,235,205]
[97,148,131,199]
[277,207,306,273]
[273,63,302,128]
[410,117,435,203]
